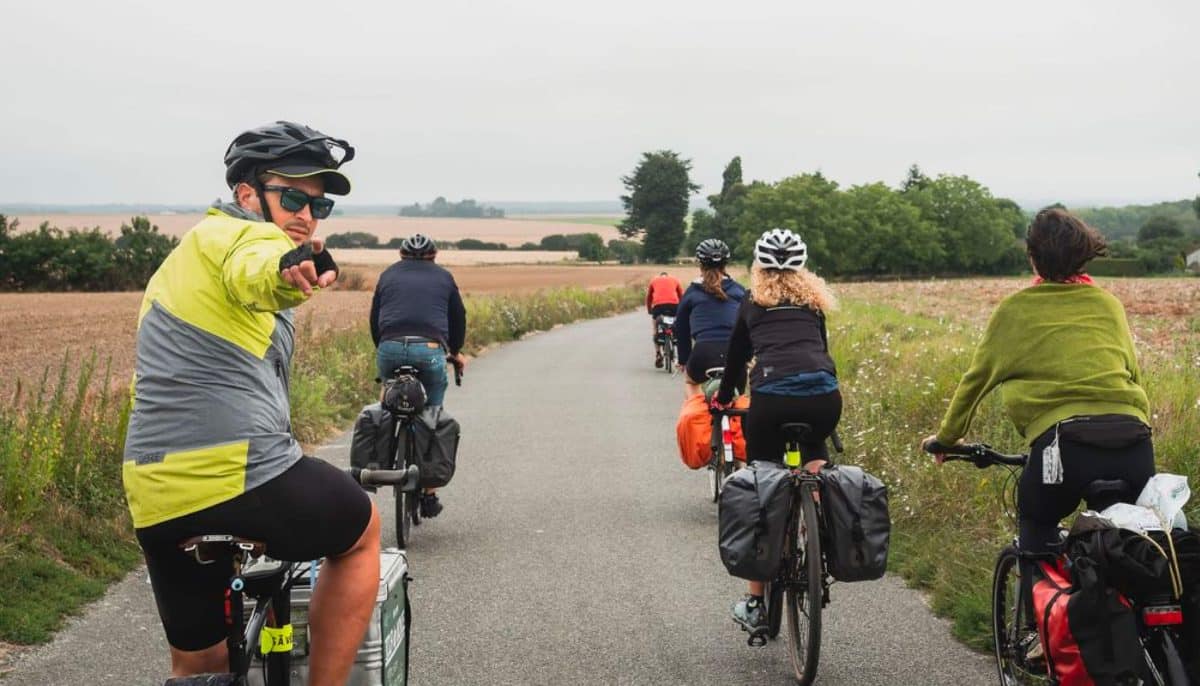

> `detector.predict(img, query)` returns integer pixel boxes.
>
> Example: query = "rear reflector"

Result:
[1143,605,1184,626]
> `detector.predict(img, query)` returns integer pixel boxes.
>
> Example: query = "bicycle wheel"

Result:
[393,432,414,548]
[784,486,822,685]
[991,545,1047,685]
[710,440,723,503]
[394,482,412,548]
[664,340,676,375]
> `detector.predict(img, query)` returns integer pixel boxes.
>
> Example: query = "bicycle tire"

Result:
[710,440,723,503]
[784,486,822,685]
[663,339,676,375]
[991,545,1046,686]
[394,430,414,548]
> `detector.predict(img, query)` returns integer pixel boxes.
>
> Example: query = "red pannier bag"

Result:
[1031,557,1141,686]
[675,394,748,469]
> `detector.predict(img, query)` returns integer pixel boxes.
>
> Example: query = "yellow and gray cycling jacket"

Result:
[122,204,311,529]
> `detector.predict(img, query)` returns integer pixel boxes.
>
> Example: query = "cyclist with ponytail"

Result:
[674,239,745,397]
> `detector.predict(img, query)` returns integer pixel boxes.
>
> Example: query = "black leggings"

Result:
[744,390,842,465]
[1019,428,1155,556]
[685,339,728,384]
[1017,425,1155,624]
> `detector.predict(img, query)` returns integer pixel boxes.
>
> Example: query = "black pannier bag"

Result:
[1065,524,1200,603]
[413,409,461,489]
[820,464,890,582]
[350,403,396,473]
[1066,522,1200,680]
[718,461,795,581]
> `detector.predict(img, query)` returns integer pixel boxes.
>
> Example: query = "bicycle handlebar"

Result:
[350,465,419,487]
[922,440,1026,468]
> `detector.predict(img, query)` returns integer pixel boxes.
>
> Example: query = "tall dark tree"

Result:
[1137,215,1184,244]
[900,164,931,192]
[686,156,748,255]
[619,150,699,262]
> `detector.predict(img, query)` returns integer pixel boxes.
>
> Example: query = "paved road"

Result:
[4,312,992,685]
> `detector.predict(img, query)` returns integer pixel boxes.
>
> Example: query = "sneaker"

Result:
[420,493,443,518]
[731,596,767,635]
[654,352,664,368]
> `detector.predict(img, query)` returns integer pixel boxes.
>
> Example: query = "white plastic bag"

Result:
[1097,503,1164,533]
[1135,473,1190,530]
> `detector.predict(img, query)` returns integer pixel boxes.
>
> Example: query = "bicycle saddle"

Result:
[1083,479,1133,511]
[389,365,421,378]
[705,367,724,380]
[780,423,813,442]
[179,535,266,563]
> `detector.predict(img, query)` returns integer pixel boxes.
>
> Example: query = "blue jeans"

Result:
[377,338,449,407]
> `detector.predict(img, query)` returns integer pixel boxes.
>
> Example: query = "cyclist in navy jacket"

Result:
[370,233,467,517]
[675,239,745,397]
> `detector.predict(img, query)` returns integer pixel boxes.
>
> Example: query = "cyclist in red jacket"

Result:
[646,271,683,367]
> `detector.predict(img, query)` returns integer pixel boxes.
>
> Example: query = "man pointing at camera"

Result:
[122,121,381,685]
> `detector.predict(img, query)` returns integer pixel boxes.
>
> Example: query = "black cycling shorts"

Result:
[685,339,729,384]
[135,456,373,651]
[744,390,842,464]
[649,303,677,318]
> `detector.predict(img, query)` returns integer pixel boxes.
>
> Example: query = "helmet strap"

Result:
[252,180,274,224]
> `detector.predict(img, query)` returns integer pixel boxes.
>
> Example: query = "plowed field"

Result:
[0,265,700,398]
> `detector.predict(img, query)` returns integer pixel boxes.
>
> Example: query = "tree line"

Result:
[322,231,640,262]
[399,197,504,218]
[0,215,178,291]
[619,153,1200,275]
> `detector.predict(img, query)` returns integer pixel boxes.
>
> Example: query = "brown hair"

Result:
[750,264,836,313]
[700,265,728,301]
[1026,208,1107,282]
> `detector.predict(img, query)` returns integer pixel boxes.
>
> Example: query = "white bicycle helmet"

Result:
[753,228,808,271]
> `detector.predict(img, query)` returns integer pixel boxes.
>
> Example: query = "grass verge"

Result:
[0,284,643,646]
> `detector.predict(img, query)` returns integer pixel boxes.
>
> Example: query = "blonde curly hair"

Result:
[750,264,836,313]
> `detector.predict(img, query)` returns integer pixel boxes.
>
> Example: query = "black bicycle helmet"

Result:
[400,234,438,259]
[223,120,355,196]
[753,228,808,271]
[382,374,426,416]
[695,239,731,267]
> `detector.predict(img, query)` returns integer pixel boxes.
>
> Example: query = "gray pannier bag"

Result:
[350,403,396,475]
[719,461,795,580]
[820,464,890,582]
[413,408,461,489]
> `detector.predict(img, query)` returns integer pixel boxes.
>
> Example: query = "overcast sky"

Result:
[2,0,1196,208]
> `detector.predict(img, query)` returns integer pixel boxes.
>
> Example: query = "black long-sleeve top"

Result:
[370,259,467,354]
[716,296,836,404]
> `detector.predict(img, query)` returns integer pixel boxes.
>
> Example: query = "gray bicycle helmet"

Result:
[753,228,808,271]
[223,120,355,196]
[695,239,731,267]
[400,234,438,259]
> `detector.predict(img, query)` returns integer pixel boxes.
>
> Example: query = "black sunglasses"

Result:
[261,185,335,219]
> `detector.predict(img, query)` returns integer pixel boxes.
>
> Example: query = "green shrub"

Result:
[1089,257,1148,277]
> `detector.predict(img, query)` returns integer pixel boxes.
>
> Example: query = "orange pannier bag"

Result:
[675,394,749,469]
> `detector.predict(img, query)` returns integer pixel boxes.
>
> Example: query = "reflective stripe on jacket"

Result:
[122,207,309,528]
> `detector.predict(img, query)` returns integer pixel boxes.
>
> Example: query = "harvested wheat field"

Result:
[0,264,699,399]
[8,214,621,246]
[837,277,1200,358]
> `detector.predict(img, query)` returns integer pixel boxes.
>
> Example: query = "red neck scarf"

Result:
[1032,273,1094,286]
